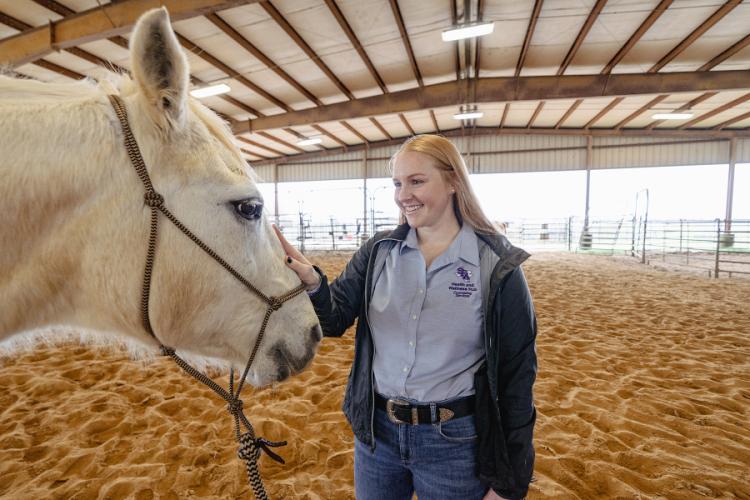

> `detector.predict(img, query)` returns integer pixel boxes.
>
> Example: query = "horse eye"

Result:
[233,198,263,220]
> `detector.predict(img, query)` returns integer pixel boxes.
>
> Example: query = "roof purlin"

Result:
[206,12,322,106]
[648,0,742,73]
[515,0,543,77]
[601,0,672,75]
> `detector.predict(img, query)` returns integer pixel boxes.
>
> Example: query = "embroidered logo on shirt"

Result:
[450,267,477,297]
[455,267,472,281]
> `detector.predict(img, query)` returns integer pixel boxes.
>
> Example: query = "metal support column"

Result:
[725,138,736,233]
[580,135,593,249]
[585,135,592,228]
[274,163,280,226]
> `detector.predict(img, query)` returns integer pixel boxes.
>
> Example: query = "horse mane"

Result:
[0,71,130,102]
[0,71,251,178]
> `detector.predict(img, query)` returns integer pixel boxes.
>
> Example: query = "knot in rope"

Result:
[238,432,262,462]
[268,297,283,311]
[144,190,164,208]
[227,398,244,416]
[238,432,288,464]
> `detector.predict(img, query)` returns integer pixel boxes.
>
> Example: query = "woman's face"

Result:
[392,151,456,231]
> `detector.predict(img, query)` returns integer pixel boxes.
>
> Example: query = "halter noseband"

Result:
[108,94,306,499]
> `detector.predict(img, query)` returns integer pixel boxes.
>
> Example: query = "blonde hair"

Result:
[390,134,498,235]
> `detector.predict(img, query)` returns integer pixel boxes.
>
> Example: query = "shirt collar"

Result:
[399,224,479,267]
[400,226,420,254]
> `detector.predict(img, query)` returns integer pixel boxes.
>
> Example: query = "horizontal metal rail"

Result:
[275,213,750,278]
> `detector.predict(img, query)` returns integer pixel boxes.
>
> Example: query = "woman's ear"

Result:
[129,8,188,127]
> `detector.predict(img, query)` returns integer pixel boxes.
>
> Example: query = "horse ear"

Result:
[130,8,188,126]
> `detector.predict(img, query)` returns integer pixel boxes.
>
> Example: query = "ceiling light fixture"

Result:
[297,136,323,146]
[442,21,495,42]
[190,83,231,98]
[651,112,694,120]
[453,110,484,120]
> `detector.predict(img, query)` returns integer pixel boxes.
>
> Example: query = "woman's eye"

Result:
[233,198,263,220]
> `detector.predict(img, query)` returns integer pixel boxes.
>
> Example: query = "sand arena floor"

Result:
[1,252,748,499]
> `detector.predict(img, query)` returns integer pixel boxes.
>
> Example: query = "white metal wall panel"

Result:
[476,147,586,173]
[258,135,744,183]
[472,134,587,173]
[592,138,729,169]
[249,164,275,183]
[367,144,400,179]
[367,159,392,179]
[737,139,750,163]
[471,134,586,153]
[593,136,687,147]
[277,159,364,182]
[273,144,401,182]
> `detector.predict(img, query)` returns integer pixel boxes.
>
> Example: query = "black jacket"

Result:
[310,224,537,499]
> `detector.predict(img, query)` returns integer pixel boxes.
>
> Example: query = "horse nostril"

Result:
[310,324,322,342]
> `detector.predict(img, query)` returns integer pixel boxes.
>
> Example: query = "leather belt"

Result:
[375,393,475,425]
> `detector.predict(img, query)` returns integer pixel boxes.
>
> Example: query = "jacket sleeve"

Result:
[308,238,373,338]
[494,266,537,499]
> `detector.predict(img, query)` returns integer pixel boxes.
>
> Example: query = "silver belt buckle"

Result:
[385,398,412,424]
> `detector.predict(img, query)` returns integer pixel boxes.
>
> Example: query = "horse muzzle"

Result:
[271,324,321,382]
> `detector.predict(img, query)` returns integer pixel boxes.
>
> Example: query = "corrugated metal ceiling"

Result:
[1,0,749,166]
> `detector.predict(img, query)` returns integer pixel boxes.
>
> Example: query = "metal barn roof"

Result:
[1,0,749,165]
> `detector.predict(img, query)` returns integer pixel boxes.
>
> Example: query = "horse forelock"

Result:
[188,99,250,178]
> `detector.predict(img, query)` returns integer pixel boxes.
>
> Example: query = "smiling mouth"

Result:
[404,204,423,214]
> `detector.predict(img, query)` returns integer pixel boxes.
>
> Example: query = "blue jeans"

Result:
[354,406,487,500]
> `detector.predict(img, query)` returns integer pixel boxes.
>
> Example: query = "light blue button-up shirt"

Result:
[369,224,485,403]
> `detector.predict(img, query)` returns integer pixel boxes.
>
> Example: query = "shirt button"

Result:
[412,314,417,320]
[403,366,408,372]
[417,289,423,294]
[409,341,414,347]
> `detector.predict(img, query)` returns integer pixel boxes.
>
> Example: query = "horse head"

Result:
[124,8,322,385]
[0,8,321,387]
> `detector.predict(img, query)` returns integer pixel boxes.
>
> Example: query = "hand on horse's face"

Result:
[272,225,321,290]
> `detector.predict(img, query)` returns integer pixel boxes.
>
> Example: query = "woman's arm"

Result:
[274,225,371,338]
[497,266,537,498]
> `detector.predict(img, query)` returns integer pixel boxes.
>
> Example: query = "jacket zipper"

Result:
[365,237,399,451]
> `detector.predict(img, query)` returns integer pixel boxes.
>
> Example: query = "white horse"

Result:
[0,8,321,387]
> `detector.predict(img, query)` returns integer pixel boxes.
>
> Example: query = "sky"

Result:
[258,163,749,225]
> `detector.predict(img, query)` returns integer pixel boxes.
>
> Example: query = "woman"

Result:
[274,134,537,500]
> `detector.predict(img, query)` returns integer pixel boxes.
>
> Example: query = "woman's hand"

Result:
[483,489,510,500]
[272,224,321,290]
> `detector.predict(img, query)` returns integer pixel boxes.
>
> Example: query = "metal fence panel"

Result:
[279,212,750,278]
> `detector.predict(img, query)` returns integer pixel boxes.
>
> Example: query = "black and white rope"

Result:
[108,94,303,499]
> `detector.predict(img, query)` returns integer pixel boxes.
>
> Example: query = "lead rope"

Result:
[108,94,306,499]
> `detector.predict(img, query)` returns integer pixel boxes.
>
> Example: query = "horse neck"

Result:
[0,94,146,341]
